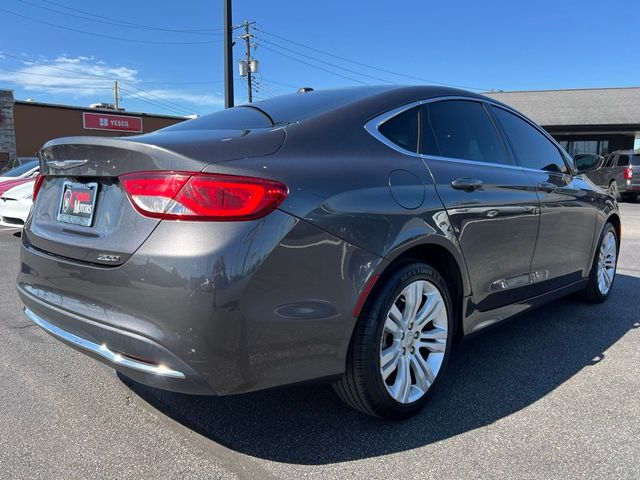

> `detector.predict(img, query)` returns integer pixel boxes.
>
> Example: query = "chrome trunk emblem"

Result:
[46,159,88,169]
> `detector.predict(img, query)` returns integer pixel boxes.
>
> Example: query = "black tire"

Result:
[581,223,618,303]
[333,262,454,420]
[621,192,638,203]
[609,180,621,201]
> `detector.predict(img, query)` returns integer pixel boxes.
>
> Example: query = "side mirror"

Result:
[573,154,602,173]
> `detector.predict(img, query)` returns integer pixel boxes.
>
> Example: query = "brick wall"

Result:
[0,90,17,169]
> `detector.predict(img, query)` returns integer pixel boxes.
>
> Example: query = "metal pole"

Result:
[113,80,119,110]
[223,0,234,108]
[243,20,252,103]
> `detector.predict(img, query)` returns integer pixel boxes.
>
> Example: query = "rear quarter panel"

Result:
[203,109,471,297]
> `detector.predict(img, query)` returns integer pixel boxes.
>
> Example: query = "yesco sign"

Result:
[83,112,143,133]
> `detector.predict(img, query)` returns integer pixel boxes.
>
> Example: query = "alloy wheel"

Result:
[379,280,448,404]
[597,230,617,295]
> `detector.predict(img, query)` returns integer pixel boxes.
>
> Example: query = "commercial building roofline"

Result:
[484,86,640,94]
[14,99,189,120]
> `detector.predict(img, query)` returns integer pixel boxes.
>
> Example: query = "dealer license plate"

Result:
[57,181,98,227]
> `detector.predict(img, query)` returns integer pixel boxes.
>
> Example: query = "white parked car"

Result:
[0,161,39,183]
[0,179,35,227]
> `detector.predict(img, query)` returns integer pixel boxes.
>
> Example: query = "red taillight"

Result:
[33,175,44,201]
[623,167,633,180]
[120,171,288,221]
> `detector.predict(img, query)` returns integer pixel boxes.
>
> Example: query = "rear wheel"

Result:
[609,180,621,201]
[621,192,638,202]
[581,223,618,303]
[333,262,453,419]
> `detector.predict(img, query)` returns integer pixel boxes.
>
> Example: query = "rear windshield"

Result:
[164,106,273,131]
[4,161,37,177]
[164,87,389,131]
[250,88,388,124]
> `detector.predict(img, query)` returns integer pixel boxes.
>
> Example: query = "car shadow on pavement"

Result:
[121,274,640,465]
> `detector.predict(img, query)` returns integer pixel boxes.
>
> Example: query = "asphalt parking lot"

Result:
[0,203,639,480]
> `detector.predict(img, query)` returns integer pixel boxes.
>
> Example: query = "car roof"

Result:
[247,85,493,124]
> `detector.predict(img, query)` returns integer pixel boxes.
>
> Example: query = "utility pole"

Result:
[113,80,119,110]
[240,20,256,103]
[223,0,234,108]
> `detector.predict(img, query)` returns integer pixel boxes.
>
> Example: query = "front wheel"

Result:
[333,262,453,419]
[581,223,618,303]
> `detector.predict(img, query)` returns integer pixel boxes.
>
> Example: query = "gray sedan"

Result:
[17,86,620,419]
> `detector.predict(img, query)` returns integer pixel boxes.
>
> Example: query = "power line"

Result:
[0,52,222,85]
[0,79,113,90]
[0,6,218,45]
[120,90,192,116]
[42,0,223,33]
[17,0,222,36]
[254,83,279,98]
[0,67,115,83]
[259,77,299,90]
[254,74,285,97]
[259,44,369,85]
[254,25,493,91]
[256,36,395,85]
[0,79,193,116]
[0,52,117,79]
[118,87,194,116]
[0,66,200,115]
[138,79,222,85]
[120,82,203,115]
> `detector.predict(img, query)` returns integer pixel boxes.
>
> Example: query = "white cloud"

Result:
[0,55,223,113]
[123,88,224,108]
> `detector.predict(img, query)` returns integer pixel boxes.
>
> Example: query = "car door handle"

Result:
[451,178,483,192]
[537,182,557,193]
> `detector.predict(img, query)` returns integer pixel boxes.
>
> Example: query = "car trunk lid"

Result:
[26,128,285,266]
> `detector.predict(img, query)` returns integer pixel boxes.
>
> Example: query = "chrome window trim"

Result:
[364,95,575,176]
[364,100,422,158]
[420,153,523,172]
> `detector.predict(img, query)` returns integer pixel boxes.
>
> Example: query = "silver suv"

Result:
[575,150,639,201]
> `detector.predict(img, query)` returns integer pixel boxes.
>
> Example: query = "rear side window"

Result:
[631,155,640,166]
[491,107,567,173]
[420,100,509,165]
[378,106,419,153]
[604,155,614,168]
[616,154,630,166]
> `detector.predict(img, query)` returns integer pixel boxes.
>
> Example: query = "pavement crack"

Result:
[8,323,36,330]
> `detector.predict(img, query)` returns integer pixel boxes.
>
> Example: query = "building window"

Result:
[556,139,609,156]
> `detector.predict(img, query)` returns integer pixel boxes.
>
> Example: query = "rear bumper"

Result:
[621,183,640,192]
[25,307,184,379]
[19,288,215,394]
[17,211,384,396]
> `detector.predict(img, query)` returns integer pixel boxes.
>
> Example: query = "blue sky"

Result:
[1,0,638,116]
